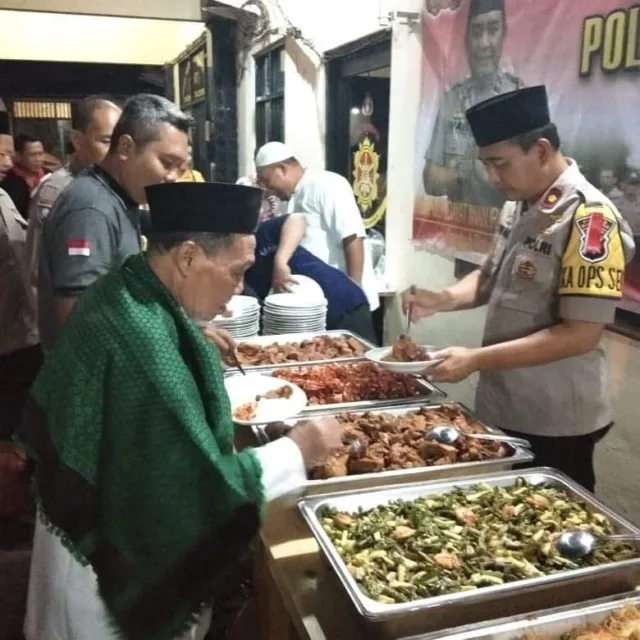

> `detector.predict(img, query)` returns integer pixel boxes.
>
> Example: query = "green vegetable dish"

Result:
[319,478,635,605]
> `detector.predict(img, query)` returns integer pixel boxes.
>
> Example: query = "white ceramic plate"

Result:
[364,345,443,375]
[213,311,259,320]
[213,296,260,321]
[264,315,326,323]
[225,373,308,426]
[268,274,325,298]
[264,293,328,309]
[264,306,326,314]
[263,325,325,333]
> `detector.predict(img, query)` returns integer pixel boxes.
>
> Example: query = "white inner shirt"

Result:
[287,169,380,311]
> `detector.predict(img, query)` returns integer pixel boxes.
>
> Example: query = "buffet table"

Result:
[254,479,640,640]
[256,504,326,640]
[226,330,640,640]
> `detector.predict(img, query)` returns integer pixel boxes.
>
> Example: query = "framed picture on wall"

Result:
[179,58,192,107]
[191,48,206,104]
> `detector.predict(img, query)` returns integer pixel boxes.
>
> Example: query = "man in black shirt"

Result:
[2,134,47,217]
[245,214,376,342]
[39,94,191,348]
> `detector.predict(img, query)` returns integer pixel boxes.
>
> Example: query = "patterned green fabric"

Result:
[27,253,264,639]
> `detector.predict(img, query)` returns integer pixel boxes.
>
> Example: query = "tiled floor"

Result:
[596,332,640,525]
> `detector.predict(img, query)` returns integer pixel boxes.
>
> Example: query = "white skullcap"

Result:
[254,141,296,168]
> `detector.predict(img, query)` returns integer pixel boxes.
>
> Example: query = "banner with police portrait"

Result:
[413,0,640,315]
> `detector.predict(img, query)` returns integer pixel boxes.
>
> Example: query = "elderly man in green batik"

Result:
[21,181,341,640]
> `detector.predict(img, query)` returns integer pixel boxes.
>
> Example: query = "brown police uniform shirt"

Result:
[425,71,524,206]
[0,188,39,357]
[25,165,75,293]
[475,161,635,437]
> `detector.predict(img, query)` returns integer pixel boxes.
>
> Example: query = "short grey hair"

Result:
[109,94,192,153]
[146,232,235,257]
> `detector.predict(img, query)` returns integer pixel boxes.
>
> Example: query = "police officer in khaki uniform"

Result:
[25,96,121,294]
[423,0,523,207]
[404,86,635,492]
[0,133,41,439]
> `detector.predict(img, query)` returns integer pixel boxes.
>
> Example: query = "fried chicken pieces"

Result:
[310,406,511,479]
[272,362,422,405]
[233,335,366,366]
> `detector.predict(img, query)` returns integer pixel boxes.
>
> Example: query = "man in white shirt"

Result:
[254,142,380,318]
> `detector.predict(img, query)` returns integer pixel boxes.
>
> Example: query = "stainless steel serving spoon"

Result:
[425,424,531,449]
[555,529,640,560]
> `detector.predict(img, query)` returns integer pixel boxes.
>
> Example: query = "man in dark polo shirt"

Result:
[39,94,190,348]
[244,213,377,343]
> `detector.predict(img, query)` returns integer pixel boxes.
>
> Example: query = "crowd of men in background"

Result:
[0,95,188,442]
[0,93,380,447]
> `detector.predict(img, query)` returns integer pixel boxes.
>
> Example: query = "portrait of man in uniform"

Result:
[618,168,640,238]
[423,0,524,207]
[598,167,624,207]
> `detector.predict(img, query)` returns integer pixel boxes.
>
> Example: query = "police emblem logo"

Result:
[517,260,537,279]
[576,212,615,263]
[541,186,562,211]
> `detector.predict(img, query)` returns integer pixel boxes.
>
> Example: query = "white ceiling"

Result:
[0,0,202,21]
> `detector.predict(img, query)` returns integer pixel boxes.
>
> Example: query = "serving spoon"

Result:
[555,529,640,560]
[425,424,531,449]
[229,349,247,376]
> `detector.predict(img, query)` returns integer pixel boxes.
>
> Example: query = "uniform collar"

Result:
[531,159,583,215]
[67,158,84,176]
[92,164,137,209]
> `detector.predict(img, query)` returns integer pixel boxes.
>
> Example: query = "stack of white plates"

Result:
[262,293,327,335]
[207,296,260,339]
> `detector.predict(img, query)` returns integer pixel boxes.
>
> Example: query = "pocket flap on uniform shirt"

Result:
[12,211,28,230]
[496,251,557,315]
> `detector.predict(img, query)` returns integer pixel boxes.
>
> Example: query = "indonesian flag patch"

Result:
[67,239,91,256]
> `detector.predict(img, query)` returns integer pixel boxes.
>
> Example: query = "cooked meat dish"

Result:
[272,362,423,405]
[383,334,431,362]
[232,335,366,366]
[258,385,293,400]
[520,604,640,638]
[233,386,293,421]
[310,405,510,479]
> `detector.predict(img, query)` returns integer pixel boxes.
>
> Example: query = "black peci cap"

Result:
[145,182,262,234]
[469,0,505,18]
[466,86,551,147]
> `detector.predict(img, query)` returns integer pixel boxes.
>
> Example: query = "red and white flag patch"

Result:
[67,239,91,256]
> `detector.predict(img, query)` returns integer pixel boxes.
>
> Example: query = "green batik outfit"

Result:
[21,253,264,640]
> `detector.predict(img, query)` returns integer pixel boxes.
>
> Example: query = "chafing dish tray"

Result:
[405,590,640,639]
[253,404,533,495]
[223,330,376,373]
[237,361,446,414]
[299,468,640,639]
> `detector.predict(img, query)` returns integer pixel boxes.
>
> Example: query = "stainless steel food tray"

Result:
[254,404,533,495]
[238,360,446,414]
[299,468,640,639]
[223,330,376,373]
[405,590,640,639]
